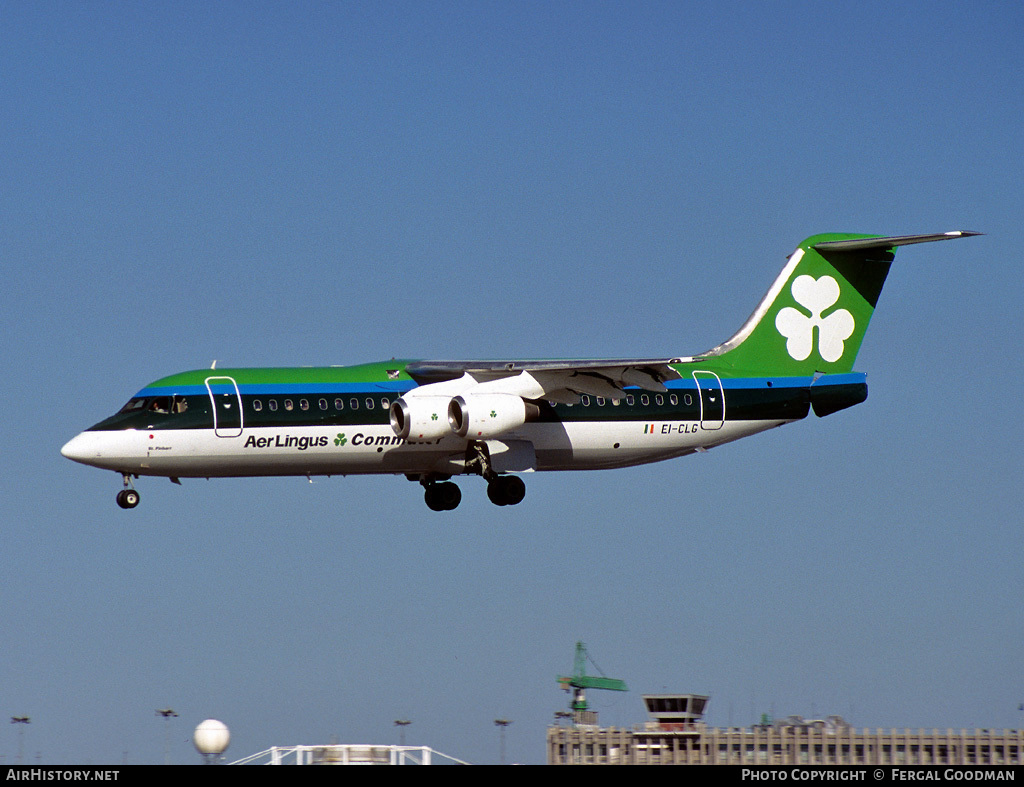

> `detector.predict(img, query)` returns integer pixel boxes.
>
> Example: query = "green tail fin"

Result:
[701,231,980,375]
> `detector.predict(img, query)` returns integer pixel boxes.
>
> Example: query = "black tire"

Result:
[436,482,461,511]
[499,475,526,506]
[425,482,461,512]
[424,485,446,511]
[116,489,140,509]
[487,475,526,506]
[487,480,508,506]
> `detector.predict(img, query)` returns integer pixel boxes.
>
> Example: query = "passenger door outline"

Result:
[691,371,725,431]
[205,376,244,438]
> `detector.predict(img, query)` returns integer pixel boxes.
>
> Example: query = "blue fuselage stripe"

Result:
[138,373,864,399]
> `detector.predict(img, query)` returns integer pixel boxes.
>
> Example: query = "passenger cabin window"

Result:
[284,399,294,411]
[334,398,344,410]
[299,399,309,411]
[350,398,359,410]
[253,400,263,412]
[269,400,278,411]
[365,398,374,409]
[319,399,328,411]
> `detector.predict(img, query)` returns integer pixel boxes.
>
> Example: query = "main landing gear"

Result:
[415,442,528,511]
[486,474,526,507]
[469,440,526,508]
[418,474,526,511]
[422,479,462,512]
[116,474,140,509]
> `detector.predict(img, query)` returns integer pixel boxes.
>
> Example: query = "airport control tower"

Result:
[640,694,709,731]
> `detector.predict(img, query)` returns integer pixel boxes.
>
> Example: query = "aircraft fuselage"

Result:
[62,362,865,489]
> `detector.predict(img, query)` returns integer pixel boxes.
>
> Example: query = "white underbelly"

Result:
[119,418,791,477]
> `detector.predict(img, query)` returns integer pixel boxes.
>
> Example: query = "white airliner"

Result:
[62,231,979,510]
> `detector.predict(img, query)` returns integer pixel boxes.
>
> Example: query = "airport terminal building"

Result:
[546,694,1024,766]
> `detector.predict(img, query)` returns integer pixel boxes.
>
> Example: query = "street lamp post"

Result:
[10,718,30,765]
[494,718,512,765]
[155,709,178,765]
[394,719,411,747]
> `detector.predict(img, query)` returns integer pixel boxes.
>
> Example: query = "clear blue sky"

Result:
[2,0,1021,765]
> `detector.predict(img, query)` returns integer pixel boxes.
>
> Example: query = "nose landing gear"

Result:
[116,475,140,509]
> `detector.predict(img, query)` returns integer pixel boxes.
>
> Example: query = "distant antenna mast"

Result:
[556,641,628,724]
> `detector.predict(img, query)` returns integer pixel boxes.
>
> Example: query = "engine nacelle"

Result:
[448,393,538,439]
[389,396,455,440]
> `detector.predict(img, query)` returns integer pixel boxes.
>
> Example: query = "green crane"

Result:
[556,641,628,713]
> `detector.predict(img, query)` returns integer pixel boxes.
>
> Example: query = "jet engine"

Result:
[389,396,454,441]
[448,393,539,439]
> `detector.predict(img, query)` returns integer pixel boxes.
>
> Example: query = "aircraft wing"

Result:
[405,358,683,402]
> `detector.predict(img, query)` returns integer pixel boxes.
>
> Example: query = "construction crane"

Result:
[556,641,628,718]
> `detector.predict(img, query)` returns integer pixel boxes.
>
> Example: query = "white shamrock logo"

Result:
[775,275,855,362]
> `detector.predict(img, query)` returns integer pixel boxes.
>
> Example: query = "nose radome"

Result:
[61,430,143,473]
[61,433,94,463]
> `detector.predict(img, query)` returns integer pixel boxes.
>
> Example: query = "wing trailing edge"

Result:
[405,359,683,403]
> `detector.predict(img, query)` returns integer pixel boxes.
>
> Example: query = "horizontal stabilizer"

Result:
[814,231,981,252]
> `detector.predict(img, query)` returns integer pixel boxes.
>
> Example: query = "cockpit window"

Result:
[118,396,187,415]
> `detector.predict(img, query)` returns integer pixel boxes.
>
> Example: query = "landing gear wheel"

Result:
[116,489,140,509]
[424,481,461,511]
[486,475,526,507]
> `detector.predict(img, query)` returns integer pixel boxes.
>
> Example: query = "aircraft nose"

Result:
[61,429,143,471]
[61,432,95,464]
